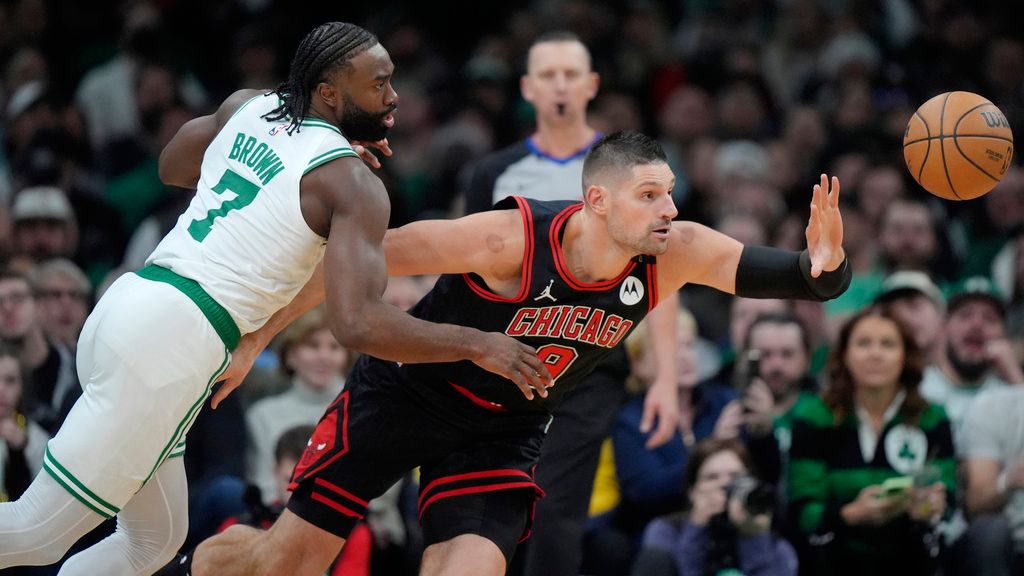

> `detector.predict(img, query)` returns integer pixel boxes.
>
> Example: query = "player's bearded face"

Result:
[339,94,394,142]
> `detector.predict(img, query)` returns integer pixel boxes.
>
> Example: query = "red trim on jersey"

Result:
[448,382,507,412]
[315,477,369,507]
[550,203,637,290]
[418,468,534,510]
[462,196,534,302]
[646,261,659,312]
[418,482,540,521]
[310,492,364,519]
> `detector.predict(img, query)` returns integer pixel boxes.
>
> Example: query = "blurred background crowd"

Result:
[0,0,1023,575]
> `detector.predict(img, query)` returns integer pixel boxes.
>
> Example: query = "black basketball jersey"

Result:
[391,196,660,414]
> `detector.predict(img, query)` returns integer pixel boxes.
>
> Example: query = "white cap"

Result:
[12,186,73,222]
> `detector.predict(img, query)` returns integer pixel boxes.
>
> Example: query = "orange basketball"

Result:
[903,91,1014,200]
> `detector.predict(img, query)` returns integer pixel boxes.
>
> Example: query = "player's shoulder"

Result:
[215,89,270,126]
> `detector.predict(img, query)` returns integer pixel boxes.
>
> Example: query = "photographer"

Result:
[634,437,797,576]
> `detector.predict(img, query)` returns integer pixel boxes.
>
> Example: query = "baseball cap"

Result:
[875,271,945,311]
[945,276,1005,318]
[12,187,74,223]
[5,80,47,121]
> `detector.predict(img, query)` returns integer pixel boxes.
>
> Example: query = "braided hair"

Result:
[263,22,378,134]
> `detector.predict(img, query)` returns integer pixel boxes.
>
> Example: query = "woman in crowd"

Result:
[788,305,955,575]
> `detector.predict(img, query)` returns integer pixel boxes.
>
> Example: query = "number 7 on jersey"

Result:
[188,169,262,242]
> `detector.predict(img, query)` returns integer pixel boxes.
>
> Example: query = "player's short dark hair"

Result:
[582,130,667,189]
[275,424,316,463]
[263,22,378,134]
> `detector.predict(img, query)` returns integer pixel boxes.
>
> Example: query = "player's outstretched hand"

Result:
[351,138,392,169]
[471,332,553,400]
[805,173,845,277]
[210,333,263,409]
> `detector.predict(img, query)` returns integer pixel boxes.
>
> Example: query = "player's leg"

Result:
[57,457,189,575]
[0,472,107,567]
[418,488,537,576]
[513,363,625,576]
[419,535,506,576]
[180,509,345,576]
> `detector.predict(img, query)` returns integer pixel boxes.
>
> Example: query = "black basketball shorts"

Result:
[286,360,548,560]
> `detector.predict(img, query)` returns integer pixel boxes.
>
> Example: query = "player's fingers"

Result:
[830,176,841,207]
[819,173,828,208]
[646,415,675,449]
[520,352,552,385]
[520,364,548,398]
[640,401,655,432]
[211,379,240,410]
[509,371,535,400]
[377,139,393,156]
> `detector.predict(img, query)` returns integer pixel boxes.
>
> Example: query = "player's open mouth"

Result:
[651,226,671,239]
[382,113,395,128]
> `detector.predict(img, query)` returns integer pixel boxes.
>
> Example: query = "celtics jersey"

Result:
[148,93,358,334]
[398,196,660,413]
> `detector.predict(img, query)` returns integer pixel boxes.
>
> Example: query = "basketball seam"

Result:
[938,93,962,200]
[903,134,1014,146]
[914,110,931,185]
[954,103,1003,183]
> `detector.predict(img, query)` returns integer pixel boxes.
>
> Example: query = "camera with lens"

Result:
[725,476,776,517]
[703,477,778,573]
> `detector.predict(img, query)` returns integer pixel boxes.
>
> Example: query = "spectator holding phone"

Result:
[788,305,956,576]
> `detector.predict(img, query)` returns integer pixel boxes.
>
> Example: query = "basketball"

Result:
[903,91,1014,200]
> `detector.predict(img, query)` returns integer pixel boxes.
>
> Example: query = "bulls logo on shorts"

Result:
[290,391,350,487]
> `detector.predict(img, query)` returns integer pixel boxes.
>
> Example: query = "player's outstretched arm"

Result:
[659,173,850,301]
[158,88,264,189]
[309,160,552,398]
[383,209,525,282]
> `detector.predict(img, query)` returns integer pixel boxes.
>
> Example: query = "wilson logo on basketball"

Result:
[979,111,1009,129]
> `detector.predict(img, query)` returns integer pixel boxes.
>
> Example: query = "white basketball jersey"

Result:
[148,93,358,334]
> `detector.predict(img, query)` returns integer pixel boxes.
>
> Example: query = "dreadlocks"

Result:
[262,22,378,134]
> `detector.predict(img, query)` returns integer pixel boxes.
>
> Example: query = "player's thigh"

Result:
[257,509,346,576]
[287,374,463,541]
[417,419,546,562]
[49,274,230,516]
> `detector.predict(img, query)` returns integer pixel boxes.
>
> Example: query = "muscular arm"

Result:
[307,159,548,393]
[158,88,264,189]
[383,209,526,295]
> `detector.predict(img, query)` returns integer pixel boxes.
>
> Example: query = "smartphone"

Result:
[878,476,913,498]
[744,349,761,389]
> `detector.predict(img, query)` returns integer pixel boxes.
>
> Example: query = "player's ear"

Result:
[584,184,609,214]
[316,81,338,109]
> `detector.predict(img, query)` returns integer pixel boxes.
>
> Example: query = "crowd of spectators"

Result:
[1,0,1023,574]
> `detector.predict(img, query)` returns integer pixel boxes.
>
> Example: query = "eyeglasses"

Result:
[0,291,32,307]
[35,289,89,302]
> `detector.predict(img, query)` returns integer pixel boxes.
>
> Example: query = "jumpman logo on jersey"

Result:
[534,279,557,302]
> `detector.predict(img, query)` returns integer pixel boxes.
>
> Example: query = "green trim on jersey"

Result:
[304,148,359,174]
[43,448,120,518]
[168,440,187,458]
[142,349,230,485]
[300,118,344,135]
[227,95,262,123]
[136,265,241,350]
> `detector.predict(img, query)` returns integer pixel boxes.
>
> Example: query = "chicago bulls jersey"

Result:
[394,196,659,414]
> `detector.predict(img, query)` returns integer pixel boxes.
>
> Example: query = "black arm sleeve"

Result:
[734,246,851,301]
